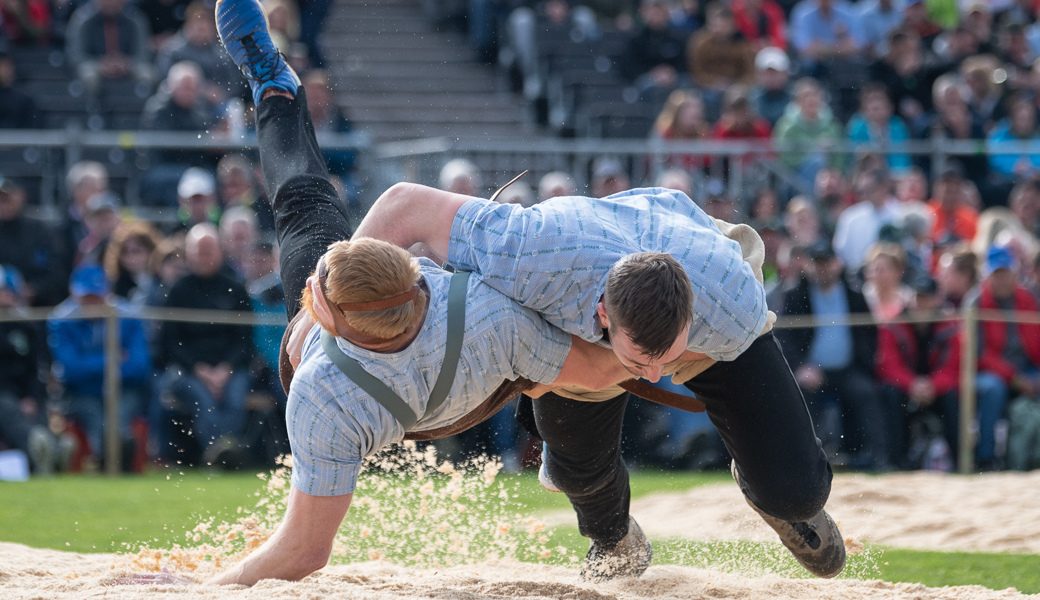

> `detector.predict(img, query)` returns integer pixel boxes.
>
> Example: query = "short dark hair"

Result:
[604,252,694,360]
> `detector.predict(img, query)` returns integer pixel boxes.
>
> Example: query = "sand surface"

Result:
[604,471,1040,554]
[0,541,1034,600]
[5,469,1040,599]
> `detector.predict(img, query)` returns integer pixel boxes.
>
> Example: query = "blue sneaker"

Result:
[215,0,300,106]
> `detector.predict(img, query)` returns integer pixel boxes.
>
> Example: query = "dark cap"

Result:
[940,159,965,181]
[808,240,836,260]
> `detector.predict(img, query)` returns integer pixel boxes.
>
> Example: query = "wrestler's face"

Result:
[599,303,690,383]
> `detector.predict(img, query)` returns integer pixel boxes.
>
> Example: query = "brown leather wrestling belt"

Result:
[278,314,705,443]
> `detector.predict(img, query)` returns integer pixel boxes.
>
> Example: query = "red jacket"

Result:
[732,0,787,50]
[977,282,1040,383]
[877,318,961,396]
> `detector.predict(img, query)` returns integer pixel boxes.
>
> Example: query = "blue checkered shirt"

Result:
[287,260,571,496]
[448,188,768,362]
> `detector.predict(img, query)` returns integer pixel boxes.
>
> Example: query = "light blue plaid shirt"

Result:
[448,188,768,362]
[287,259,571,496]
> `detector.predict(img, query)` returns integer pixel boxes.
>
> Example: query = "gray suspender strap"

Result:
[319,271,471,431]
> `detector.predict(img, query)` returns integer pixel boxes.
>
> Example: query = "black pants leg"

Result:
[532,391,632,546]
[255,87,354,317]
[684,331,832,522]
[826,366,887,467]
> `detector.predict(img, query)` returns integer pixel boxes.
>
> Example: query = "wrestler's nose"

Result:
[643,366,662,383]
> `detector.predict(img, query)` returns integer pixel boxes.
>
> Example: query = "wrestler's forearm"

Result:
[207,487,352,586]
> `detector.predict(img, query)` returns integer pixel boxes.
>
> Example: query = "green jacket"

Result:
[772,105,846,171]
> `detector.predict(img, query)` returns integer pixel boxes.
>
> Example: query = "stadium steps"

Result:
[325,0,531,142]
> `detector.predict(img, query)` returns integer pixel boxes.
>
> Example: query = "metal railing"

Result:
[6,302,1039,476]
[0,130,1026,215]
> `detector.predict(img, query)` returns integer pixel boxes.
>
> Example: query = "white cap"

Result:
[178,167,216,199]
[755,47,790,72]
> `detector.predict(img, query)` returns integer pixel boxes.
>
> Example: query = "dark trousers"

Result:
[533,331,832,546]
[255,87,354,318]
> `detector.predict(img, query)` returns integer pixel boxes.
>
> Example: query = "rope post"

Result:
[958,305,978,474]
[103,302,122,476]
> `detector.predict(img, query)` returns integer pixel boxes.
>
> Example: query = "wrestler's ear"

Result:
[307,275,340,334]
[596,301,611,330]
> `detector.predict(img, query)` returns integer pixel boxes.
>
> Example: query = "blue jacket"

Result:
[846,113,911,173]
[986,121,1040,176]
[47,299,151,397]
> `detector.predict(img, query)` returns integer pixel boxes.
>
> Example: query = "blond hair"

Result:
[302,238,427,339]
[103,220,163,282]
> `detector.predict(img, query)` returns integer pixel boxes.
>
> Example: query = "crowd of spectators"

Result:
[0,160,291,474]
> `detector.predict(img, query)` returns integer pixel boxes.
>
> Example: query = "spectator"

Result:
[76,192,122,267]
[58,161,108,278]
[749,46,793,126]
[0,176,66,307]
[590,156,631,198]
[141,61,218,173]
[652,89,711,171]
[704,193,740,221]
[863,242,915,321]
[784,196,824,245]
[303,70,357,181]
[973,244,1040,469]
[846,84,913,174]
[65,0,154,101]
[962,54,1006,129]
[925,74,990,186]
[0,265,71,475]
[788,0,860,76]
[142,237,186,311]
[0,0,50,45]
[998,20,1037,93]
[0,41,40,128]
[963,2,996,55]
[869,29,938,133]
[773,77,845,186]
[136,0,193,49]
[261,0,299,53]
[171,167,221,233]
[1009,177,1040,238]
[159,224,253,462]
[936,246,979,309]
[537,170,577,201]
[815,166,853,227]
[934,24,983,65]
[655,168,694,197]
[712,86,773,169]
[732,0,787,52]
[102,220,162,304]
[48,264,150,467]
[439,158,482,196]
[217,155,273,230]
[687,2,755,116]
[833,168,900,272]
[155,1,244,104]
[856,0,906,58]
[896,166,930,213]
[929,161,979,244]
[987,93,1040,179]
[218,206,258,282]
[876,277,961,469]
[781,241,889,470]
[619,0,690,99]
[749,187,781,221]
[246,241,284,391]
[902,0,943,46]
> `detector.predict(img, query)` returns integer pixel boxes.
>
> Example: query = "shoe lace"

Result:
[239,33,286,83]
